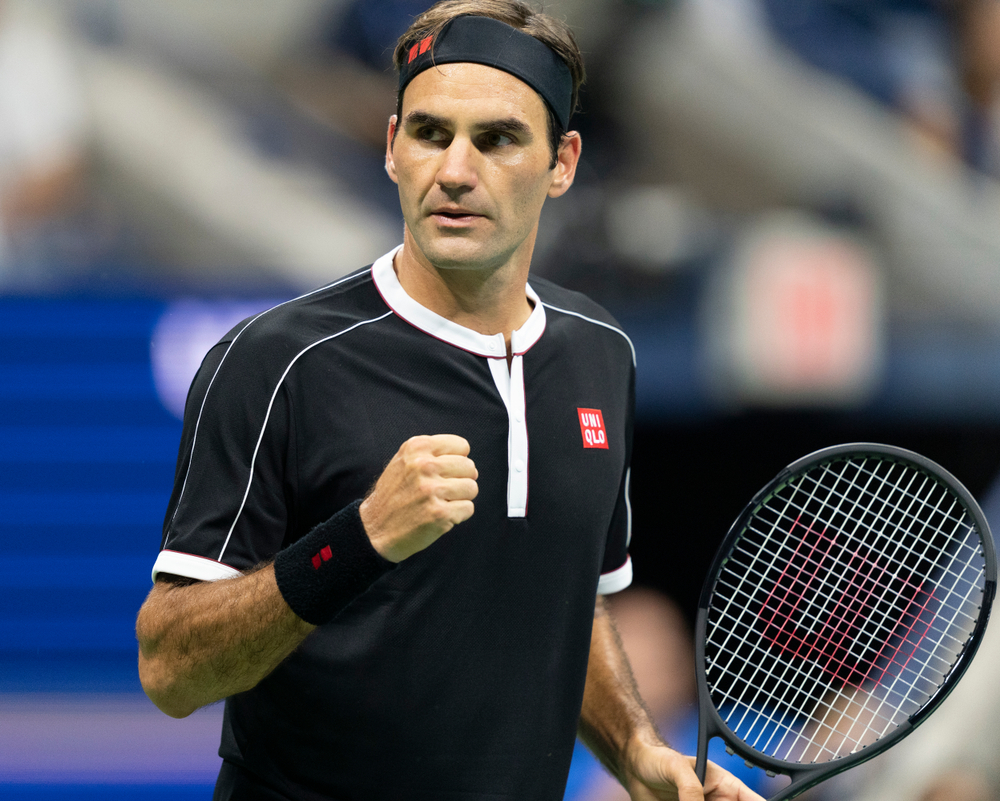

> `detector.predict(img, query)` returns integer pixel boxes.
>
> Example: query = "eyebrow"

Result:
[484,117,533,138]
[403,111,533,139]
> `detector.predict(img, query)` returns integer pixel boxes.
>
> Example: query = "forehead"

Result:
[401,62,550,127]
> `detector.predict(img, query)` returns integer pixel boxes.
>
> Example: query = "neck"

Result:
[393,229,536,343]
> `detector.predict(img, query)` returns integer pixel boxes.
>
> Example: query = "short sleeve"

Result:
[597,361,635,595]
[152,322,295,582]
[597,468,633,595]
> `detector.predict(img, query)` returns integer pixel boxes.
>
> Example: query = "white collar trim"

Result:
[372,246,546,358]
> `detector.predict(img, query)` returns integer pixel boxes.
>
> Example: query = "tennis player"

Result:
[136,2,764,799]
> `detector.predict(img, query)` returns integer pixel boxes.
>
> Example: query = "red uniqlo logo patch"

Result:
[578,408,609,449]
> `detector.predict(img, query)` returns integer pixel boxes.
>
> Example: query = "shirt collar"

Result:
[372,246,546,358]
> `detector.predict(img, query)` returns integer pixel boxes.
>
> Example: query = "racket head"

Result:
[694,443,996,800]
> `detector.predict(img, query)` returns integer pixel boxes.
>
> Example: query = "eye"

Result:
[417,127,450,144]
[480,131,515,149]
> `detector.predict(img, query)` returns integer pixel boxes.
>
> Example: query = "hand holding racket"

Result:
[694,444,996,800]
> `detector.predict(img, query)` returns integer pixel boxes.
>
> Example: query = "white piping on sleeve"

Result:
[624,467,632,548]
[217,311,394,562]
[164,269,373,547]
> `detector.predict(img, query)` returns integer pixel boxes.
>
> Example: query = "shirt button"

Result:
[513,410,523,423]
[487,340,498,352]
[513,459,525,472]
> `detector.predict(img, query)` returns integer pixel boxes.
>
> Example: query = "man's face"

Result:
[386,62,578,273]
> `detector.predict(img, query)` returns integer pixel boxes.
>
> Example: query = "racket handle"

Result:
[695,707,709,784]
[694,607,710,785]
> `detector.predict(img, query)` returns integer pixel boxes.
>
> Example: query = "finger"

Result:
[633,745,703,801]
[675,773,705,801]
[434,454,479,479]
[702,761,764,801]
[663,753,703,801]
[436,477,479,502]
[444,499,475,526]
[737,782,766,801]
[423,433,471,457]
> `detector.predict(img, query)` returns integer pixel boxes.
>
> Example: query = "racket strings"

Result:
[721,515,982,666]
[708,456,932,732]
[709,459,882,756]
[704,455,988,766]
[715,459,978,679]
[785,465,977,590]
[721,518,983,651]
[728,494,976,764]
[748,456,980,756]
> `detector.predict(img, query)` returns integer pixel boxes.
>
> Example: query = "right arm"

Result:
[136,433,478,718]
[137,566,312,719]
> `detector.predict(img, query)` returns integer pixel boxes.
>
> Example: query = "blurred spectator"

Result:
[563,587,781,800]
[615,0,1000,327]
[0,0,89,289]
[760,0,1000,176]
[603,587,696,732]
[280,0,427,151]
[918,771,996,801]
[954,0,1000,174]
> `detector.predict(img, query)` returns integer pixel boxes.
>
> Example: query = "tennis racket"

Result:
[694,443,996,800]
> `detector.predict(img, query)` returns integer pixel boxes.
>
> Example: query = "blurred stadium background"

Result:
[4,0,1000,798]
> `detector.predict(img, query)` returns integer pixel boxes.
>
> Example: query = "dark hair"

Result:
[392,0,585,168]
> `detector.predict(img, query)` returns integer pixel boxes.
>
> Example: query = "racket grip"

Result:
[695,717,709,784]
[694,607,710,785]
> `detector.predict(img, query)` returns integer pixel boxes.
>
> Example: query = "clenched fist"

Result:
[359,434,479,562]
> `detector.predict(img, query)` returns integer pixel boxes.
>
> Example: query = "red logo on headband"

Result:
[408,35,433,63]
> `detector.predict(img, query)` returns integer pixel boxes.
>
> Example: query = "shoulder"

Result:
[530,276,620,327]
[220,266,385,357]
[189,266,390,406]
[530,276,635,364]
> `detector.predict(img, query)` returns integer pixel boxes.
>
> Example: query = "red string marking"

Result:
[797,550,882,680]
[759,517,935,688]
[759,518,820,628]
[858,584,936,689]
[759,516,838,661]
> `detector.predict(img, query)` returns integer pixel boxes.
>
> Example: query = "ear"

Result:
[547,131,582,199]
[385,115,400,185]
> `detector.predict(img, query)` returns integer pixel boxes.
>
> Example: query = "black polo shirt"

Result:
[153,247,635,800]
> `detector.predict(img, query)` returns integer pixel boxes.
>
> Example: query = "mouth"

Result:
[430,208,485,224]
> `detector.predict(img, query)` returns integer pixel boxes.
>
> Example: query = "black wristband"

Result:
[274,500,394,625]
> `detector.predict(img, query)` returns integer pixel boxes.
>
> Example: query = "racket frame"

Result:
[693,443,997,800]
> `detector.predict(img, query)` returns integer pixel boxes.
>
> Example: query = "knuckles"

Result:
[425,495,452,521]
[409,454,436,477]
[369,436,478,554]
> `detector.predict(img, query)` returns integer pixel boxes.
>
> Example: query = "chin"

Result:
[421,239,507,272]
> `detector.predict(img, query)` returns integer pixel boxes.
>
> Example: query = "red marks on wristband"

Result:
[312,545,334,570]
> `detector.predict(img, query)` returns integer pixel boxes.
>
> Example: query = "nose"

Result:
[436,137,478,193]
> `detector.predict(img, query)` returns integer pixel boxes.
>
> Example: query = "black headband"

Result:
[397,15,574,130]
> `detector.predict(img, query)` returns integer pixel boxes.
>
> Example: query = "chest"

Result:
[283,325,629,537]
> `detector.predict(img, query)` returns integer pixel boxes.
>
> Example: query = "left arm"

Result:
[578,596,765,801]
